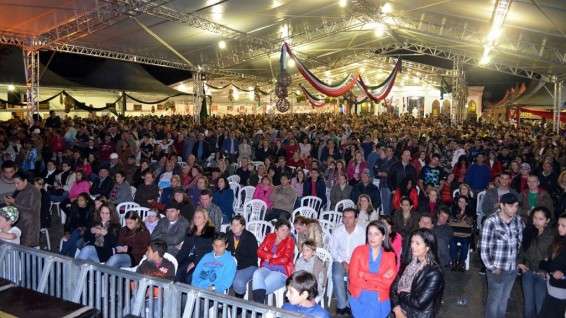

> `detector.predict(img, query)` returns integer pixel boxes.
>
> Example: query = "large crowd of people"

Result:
[0,111,565,318]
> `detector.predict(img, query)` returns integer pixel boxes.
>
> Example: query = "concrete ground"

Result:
[438,252,522,318]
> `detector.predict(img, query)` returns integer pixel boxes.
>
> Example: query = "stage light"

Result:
[382,2,393,14]
[218,40,226,49]
[479,54,491,65]
[487,28,502,42]
[279,24,290,39]
[7,84,15,92]
[287,59,296,68]
[338,0,348,8]
[374,23,386,37]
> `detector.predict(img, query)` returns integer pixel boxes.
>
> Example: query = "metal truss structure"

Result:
[23,49,40,114]
[452,57,467,123]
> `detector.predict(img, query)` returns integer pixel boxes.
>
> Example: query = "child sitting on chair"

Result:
[294,240,326,295]
[0,206,21,244]
[283,270,330,318]
[137,240,175,280]
[192,232,237,293]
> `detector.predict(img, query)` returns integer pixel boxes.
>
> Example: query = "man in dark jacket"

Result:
[151,203,189,256]
[90,167,114,198]
[303,169,327,209]
[4,172,41,247]
[388,149,417,190]
[351,170,381,210]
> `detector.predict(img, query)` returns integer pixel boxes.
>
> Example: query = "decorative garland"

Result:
[205,83,271,96]
[299,84,326,108]
[281,43,359,97]
[280,43,402,103]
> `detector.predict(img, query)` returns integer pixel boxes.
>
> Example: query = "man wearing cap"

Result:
[3,172,40,247]
[480,193,524,318]
[512,162,531,193]
[108,153,124,176]
[0,206,20,244]
[151,202,189,256]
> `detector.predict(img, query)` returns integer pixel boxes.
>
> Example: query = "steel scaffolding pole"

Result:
[554,80,562,134]
[452,57,467,123]
[23,48,40,115]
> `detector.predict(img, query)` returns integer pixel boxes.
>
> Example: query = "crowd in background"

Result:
[0,111,565,318]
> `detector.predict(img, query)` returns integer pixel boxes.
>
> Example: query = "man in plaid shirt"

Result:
[480,193,524,318]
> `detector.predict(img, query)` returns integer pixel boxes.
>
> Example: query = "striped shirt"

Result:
[480,211,524,272]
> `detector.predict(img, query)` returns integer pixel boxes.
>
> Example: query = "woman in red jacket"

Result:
[251,219,295,304]
[348,220,398,318]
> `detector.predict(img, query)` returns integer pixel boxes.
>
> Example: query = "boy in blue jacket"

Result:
[192,232,237,293]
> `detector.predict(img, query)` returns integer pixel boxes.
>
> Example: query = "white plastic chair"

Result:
[229,181,241,211]
[246,220,274,243]
[235,186,255,215]
[227,175,240,185]
[318,219,336,234]
[291,206,318,223]
[117,201,141,225]
[121,207,151,226]
[301,196,323,212]
[319,210,343,226]
[325,188,332,211]
[315,247,332,308]
[321,228,332,248]
[242,199,267,222]
[334,199,355,213]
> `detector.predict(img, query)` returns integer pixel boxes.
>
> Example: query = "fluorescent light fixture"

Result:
[338,0,348,8]
[279,24,290,39]
[218,40,226,49]
[7,84,15,91]
[271,0,283,9]
[233,89,240,100]
[381,2,393,14]
[211,4,224,21]
[479,54,491,65]
[487,28,502,42]
[374,23,386,37]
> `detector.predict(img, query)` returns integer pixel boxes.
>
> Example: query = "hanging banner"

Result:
[281,43,359,97]
[299,84,326,108]
[356,59,401,102]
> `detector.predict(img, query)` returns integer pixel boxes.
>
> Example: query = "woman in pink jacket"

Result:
[253,176,274,209]
[68,170,91,201]
[347,150,368,184]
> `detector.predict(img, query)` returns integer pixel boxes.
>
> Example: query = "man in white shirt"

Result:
[329,207,366,315]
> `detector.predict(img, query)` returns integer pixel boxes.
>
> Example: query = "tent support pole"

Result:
[23,47,39,118]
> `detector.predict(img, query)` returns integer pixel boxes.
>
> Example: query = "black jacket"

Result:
[90,177,114,198]
[227,229,258,270]
[540,243,566,289]
[389,161,417,190]
[64,203,95,233]
[392,263,444,318]
[83,222,120,263]
[175,225,215,281]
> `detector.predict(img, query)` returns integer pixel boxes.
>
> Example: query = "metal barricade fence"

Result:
[0,243,306,318]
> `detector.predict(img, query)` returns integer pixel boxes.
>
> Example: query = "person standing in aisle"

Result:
[480,193,523,318]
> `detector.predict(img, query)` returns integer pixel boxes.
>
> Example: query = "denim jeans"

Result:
[105,253,132,268]
[232,266,257,295]
[332,261,349,309]
[522,271,547,318]
[251,267,287,295]
[449,237,470,264]
[76,245,100,263]
[380,187,391,215]
[60,228,83,257]
[485,269,517,318]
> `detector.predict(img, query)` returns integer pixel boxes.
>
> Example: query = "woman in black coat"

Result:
[175,207,216,284]
[392,228,444,318]
[226,215,259,298]
[76,204,121,263]
[538,213,566,318]
[60,193,95,256]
